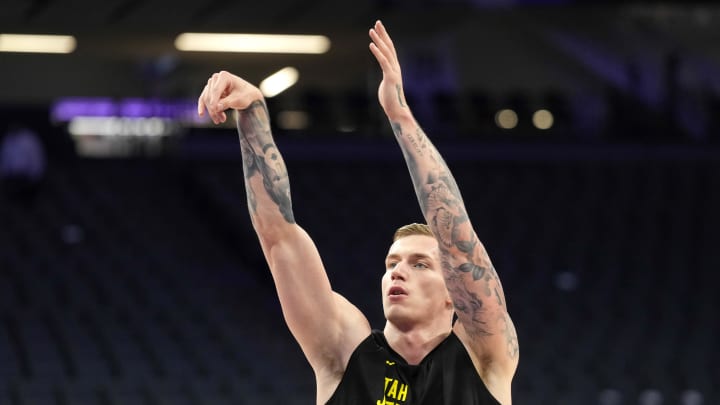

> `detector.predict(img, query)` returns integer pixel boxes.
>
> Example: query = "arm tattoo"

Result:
[237,100,295,224]
[394,119,512,341]
[458,263,486,281]
[494,288,504,308]
[396,84,406,107]
[391,121,424,194]
[391,121,403,140]
[500,312,519,359]
[239,136,258,216]
[443,260,492,337]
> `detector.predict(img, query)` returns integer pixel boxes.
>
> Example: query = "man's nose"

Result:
[390,264,408,280]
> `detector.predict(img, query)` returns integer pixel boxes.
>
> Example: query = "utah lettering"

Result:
[376,377,409,404]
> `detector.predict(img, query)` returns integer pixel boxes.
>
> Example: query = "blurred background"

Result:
[1,0,719,404]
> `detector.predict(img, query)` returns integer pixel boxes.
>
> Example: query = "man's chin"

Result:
[384,307,415,325]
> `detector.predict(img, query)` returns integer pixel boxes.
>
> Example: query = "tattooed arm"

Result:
[369,21,518,389]
[198,72,370,402]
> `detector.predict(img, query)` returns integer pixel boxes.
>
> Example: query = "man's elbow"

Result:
[253,218,295,248]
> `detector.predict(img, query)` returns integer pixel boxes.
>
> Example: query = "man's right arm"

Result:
[198,72,370,381]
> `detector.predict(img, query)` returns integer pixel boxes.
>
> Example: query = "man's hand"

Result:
[369,20,410,121]
[197,71,264,124]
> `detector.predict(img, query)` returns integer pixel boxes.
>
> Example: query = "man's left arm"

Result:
[369,21,519,377]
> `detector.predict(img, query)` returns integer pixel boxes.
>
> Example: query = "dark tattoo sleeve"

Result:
[236,101,295,224]
[393,119,513,348]
[239,136,259,216]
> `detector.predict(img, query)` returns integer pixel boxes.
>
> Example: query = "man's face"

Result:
[381,235,452,328]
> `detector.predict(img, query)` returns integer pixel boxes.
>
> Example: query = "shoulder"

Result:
[453,314,519,374]
[317,330,377,405]
[453,324,516,405]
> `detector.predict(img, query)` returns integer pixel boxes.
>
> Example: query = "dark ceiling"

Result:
[3,0,720,105]
[1,0,451,104]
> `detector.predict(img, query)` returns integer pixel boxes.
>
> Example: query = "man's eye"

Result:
[387,262,398,269]
[414,263,428,269]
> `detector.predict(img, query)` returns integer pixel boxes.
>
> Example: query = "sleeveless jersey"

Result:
[326,330,501,405]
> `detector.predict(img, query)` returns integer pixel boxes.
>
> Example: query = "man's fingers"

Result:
[197,97,205,117]
[374,21,398,65]
[198,82,214,117]
[375,21,392,44]
[219,83,249,111]
[199,70,264,124]
[369,27,397,71]
[208,73,222,112]
[369,30,392,68]
[369,42,392,73]
[200,72,230,123]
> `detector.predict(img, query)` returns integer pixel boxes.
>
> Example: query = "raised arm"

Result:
[369,22,518,377]
[197,72,370,390]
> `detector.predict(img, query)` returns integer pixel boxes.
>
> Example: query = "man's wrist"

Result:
[386,109,415,125]
[249,88,265,107]
[235,90,265,112]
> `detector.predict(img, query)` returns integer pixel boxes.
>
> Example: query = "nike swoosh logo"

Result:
[386,360,395,366]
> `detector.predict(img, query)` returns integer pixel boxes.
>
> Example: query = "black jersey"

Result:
[326,330,501,405]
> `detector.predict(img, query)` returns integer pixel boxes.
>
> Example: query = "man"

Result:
[197,20,518,404]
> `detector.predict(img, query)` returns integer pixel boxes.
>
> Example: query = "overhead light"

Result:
[174,33,330,54]
[259,67,299,98]
[495,109,518,130]
[0,34,76,53]
[532,109,554,130]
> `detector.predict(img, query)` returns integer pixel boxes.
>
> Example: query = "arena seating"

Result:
[0,142,718,404]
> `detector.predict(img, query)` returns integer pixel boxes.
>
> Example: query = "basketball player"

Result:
[197,20,518,404]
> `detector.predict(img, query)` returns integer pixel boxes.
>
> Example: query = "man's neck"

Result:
[383,323,452,365]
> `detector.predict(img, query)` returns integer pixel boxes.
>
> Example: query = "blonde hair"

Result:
[393,223,434,242]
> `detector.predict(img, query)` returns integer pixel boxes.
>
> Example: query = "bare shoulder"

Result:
[331,292,373,364]
[454,317,518,405]
[314,292,372,404]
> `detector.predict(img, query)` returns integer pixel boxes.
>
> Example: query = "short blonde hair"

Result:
[393,223,434,242]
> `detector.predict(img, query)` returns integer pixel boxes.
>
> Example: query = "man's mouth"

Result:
[389,286,407,296]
